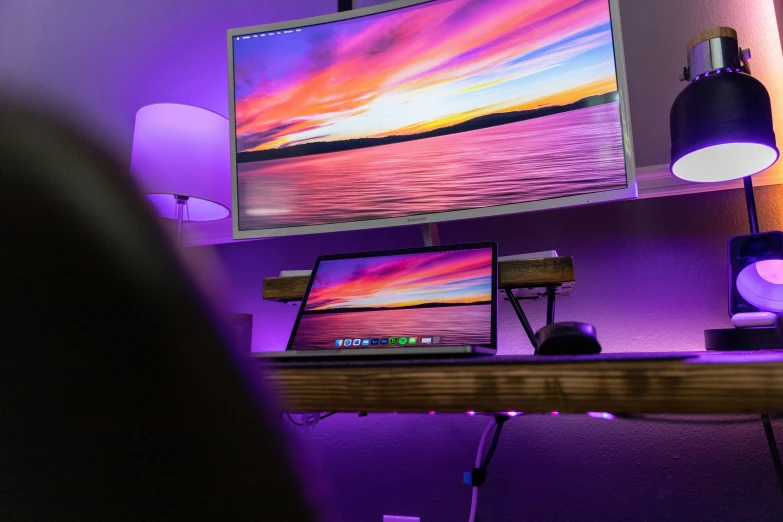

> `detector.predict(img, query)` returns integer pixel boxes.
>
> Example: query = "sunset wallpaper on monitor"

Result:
[290,248,494,349]
[233,0,627,231]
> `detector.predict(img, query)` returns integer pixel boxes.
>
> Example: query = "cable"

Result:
[762,414,783,498]
[285,412,338,427]
[286,413,304,426]
[481,421,506,470]
[469,418,496,522]
[468,414,515,522]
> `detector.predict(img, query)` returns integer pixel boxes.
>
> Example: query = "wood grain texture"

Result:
[263,275,312,302]
[498,256,574,288]
[260,357,783,414]
[263,257,575,302]
[687,26,738,52]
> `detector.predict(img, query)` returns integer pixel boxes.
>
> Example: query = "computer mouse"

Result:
[534,322,601,355]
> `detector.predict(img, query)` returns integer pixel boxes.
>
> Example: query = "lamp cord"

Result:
[469,414,515,522]
[285,412,338,427]
[469,419,497,522]
[761,414,783,497]
[743,176,760,235]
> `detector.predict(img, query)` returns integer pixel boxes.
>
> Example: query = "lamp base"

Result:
[705,327,783,351]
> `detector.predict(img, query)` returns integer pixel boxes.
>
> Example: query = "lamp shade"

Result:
[130,103,231,221]
[670,71,779,182]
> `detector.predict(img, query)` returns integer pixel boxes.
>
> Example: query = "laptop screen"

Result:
[288,245,496,350]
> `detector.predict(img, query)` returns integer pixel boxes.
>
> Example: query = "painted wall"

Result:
[0,0,332,163]
[4,0,783,520]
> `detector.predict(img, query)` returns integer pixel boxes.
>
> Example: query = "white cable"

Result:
[469,418,497,522]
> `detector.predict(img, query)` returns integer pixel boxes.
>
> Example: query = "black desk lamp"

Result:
[671,28,778,205]
[670,27,783,350]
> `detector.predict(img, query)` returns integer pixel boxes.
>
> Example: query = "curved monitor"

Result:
[228,0,636,239]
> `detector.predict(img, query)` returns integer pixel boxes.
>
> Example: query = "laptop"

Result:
[256,242,497,359]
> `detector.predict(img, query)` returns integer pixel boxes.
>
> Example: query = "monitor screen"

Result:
[229,0,635,238]
[288,245,496,350]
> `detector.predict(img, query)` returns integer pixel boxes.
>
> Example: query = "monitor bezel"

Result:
[227,0,636,239]
[285,242,498,351]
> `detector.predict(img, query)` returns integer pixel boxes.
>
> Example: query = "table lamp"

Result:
[670,27,783,350]
[130,103,231,239]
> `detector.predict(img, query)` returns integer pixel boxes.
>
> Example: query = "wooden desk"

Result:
[259,353,783,414]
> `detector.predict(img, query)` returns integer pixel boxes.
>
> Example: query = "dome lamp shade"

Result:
[670,27,779,183]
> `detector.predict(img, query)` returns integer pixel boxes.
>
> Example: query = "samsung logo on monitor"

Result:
[407,216,428,223]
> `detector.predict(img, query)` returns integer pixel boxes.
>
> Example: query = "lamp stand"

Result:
[174,195,189,241]
[337,0,356,11]
[421,223,441,247]
[743,176,760,235]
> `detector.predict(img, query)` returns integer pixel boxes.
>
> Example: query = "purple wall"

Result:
[0,0,333,164]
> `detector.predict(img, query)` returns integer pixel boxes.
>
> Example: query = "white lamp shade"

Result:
[130,103,231,221]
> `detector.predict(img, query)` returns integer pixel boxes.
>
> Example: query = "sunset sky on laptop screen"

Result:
[305,249,493,311]
[233,0,617,153]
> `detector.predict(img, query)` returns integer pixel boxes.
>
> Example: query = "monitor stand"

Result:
[422,223,441,247]
[337,0,356,12]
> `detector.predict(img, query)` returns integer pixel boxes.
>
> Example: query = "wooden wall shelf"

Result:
[263,256,576,302]
[259,354,783,414]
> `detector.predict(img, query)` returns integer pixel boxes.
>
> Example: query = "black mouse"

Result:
[534,322,601,355]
